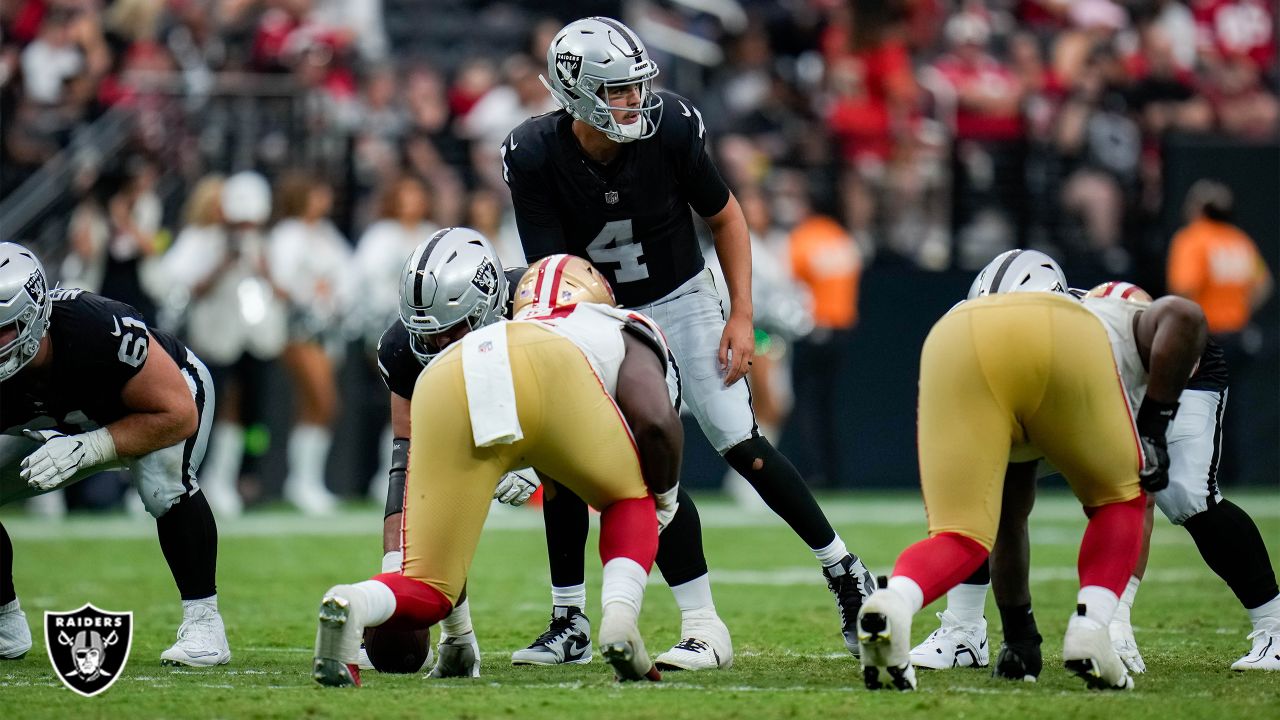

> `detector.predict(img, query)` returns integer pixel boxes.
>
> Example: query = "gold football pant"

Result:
[401,322,649,604]
[917,293,1143,549]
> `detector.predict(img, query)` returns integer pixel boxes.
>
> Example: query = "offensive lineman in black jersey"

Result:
[369,228,731,674]
[502,17,876,665]
[0,242,228,666]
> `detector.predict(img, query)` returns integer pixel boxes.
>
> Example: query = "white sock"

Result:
[0,599,19,614]
[670,574,715,615]
[1077,585,1119,626]
[887,576,925,615]
[1247,593,1280,628]
[357,580,396,626]
[440,598,473,638]
[182,594,217,614]
[288,424,333,492]
[813,536,849,568]
[381,550,403,574]
[601,558,648,617]
[552,583,587,610]
[1113,575,1141,625]
[947,582,989,625]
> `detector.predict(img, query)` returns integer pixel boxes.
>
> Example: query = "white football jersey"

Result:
[1080,296,1147,413]
[515,302,680,408]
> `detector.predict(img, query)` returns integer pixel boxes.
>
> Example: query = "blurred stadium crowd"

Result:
[0,0,1275,513]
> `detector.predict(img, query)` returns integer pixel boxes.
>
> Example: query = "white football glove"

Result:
[494,467,540,506]
[20,428,117,492]
[654,485,679,534]
[1108,618,1146,674]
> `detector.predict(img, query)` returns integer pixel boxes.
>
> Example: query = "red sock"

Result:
[1079,493,1146,596]
[892,532,989,607]
[598,496,658,571]
[371,573,453,630]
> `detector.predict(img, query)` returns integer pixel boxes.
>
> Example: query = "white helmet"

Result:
[221,171,272,224]
[398,228,507,364]
[0,242,52,381]
[968,249,1068,299]
[541,17,662,143]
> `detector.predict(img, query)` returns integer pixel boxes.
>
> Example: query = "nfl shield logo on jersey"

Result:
[45,604,133,697]
[604,191,619,204]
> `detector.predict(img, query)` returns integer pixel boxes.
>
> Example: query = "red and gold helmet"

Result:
[513,254,616,317]
[1085,281,1153,304]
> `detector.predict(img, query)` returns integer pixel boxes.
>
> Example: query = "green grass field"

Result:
[2,491,1278,719]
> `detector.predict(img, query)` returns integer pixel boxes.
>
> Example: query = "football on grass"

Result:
[363,625,432,673]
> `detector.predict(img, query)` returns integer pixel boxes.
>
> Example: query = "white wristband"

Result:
[81,427,118,466]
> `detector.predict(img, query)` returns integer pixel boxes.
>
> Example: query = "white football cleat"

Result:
[511,606,592,665]
[285,482,338,517]
[654,610,733,670]
[429,632,481,678]
[1108,617,1145,674]
[1063,613,1133,690]
[598,602,660,682]
[1231,618,1280,671]
[910,611,989,669]
[312,585,369,687]
[857,589,918,691]
[0,599,33,660]
[160,601,231,667]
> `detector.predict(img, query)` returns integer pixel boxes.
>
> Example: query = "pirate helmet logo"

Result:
[45,604,133,697]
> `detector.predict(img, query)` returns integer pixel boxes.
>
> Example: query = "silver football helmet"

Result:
[967,249,1068,299]
[0,242,52,381]
[541,17,662,143]
[398,228,507,364]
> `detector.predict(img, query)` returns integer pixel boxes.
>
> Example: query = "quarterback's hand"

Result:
[494,467,540,506]
[21,428,117,492]
[1108,619,1146,674]
[718,312,755,386]
[653,485,679,534]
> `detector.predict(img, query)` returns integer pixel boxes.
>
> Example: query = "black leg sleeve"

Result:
[542,481,589,588]
[655,486,710,587]
[1183,499,1280,610]
[0,521,14,605]
[963,560,992,586]
[156,490,219,600]
[724,435,837,550]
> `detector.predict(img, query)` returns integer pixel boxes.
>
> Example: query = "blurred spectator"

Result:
[779,173,862,489]
[402,64,466,223]
[349,62,405,224]
[1055,43,1139,272]
[162,170,286,516]
[1167,178,1274,485]
[1168,179,1273,336]
[353,173,440,345]
[100,155,165,322]
[60,158,110,291]
[466,187,522,269]
[1191,0,1276,74]
[269,170,352,515]
[310,0,388,64]
[459,53,556,191]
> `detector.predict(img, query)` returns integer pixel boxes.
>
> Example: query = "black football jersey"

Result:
[1187,336,1228,392]
[0,289,190,434]
[504,91,731,306]
[377,267,526,399]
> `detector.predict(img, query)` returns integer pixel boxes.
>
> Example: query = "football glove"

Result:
[494,467,540,506]
[21,428,117,492]
[654,484,680,534]
[1135,398,1178,493]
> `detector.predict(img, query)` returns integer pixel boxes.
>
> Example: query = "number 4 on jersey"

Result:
[586,219,650,283]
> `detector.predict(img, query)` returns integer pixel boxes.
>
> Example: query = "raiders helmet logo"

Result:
[24,270,45,307]
[471,259,499,297]
[555,51,583,89]
[45,604,133,697]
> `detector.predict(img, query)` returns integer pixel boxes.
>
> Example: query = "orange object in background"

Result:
[789,215,862,330]
[1168,217,1271,333]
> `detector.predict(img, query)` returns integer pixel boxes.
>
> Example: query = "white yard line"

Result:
[5,493,1276,541]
